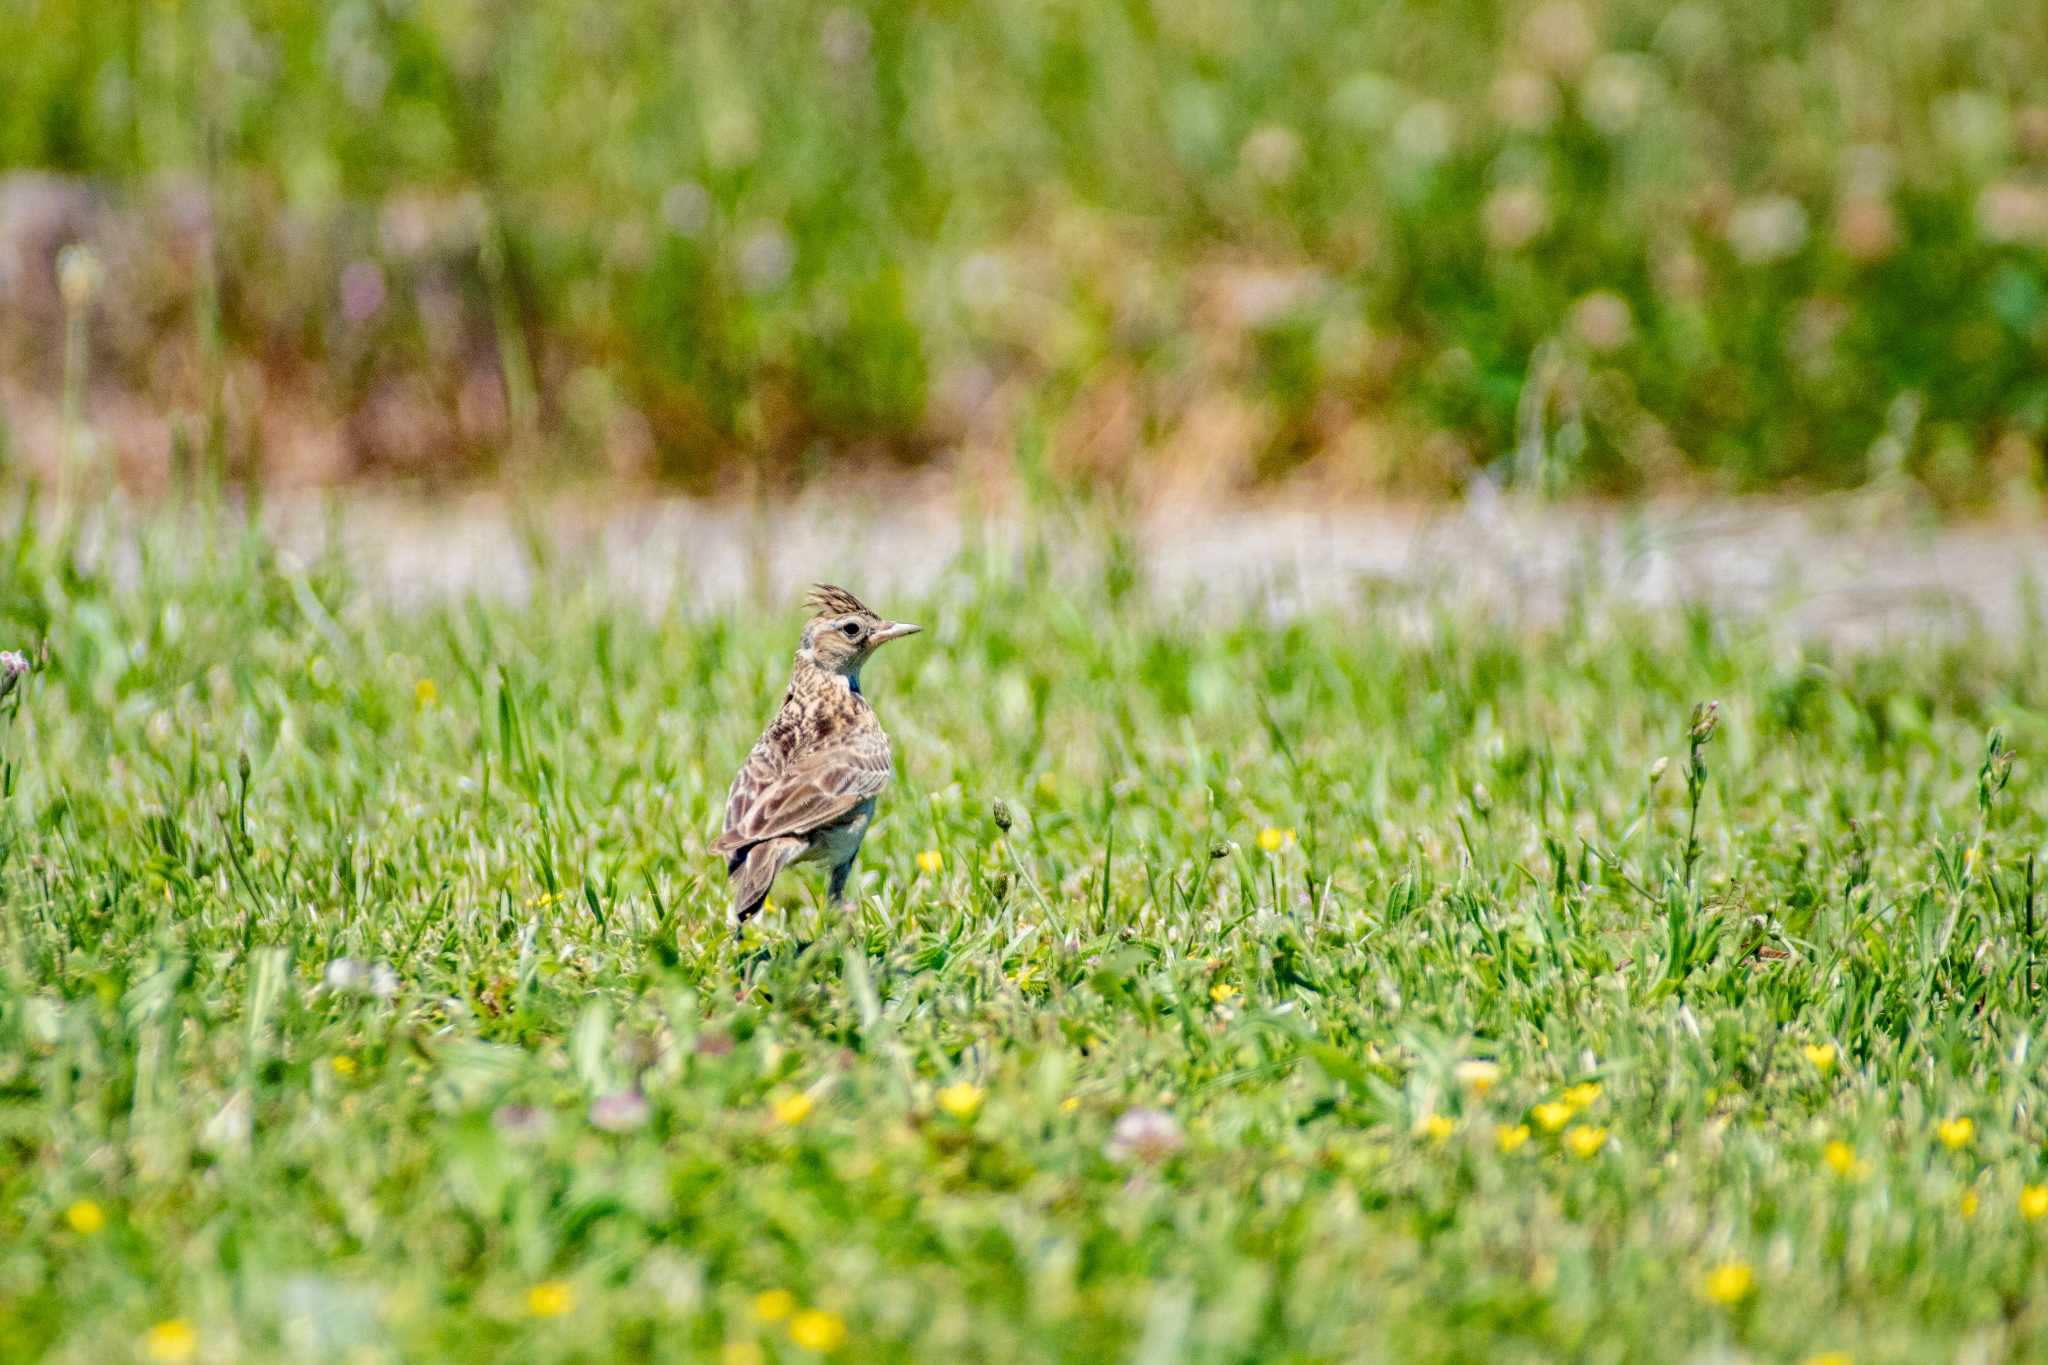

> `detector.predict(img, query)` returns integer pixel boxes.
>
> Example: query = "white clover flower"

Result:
[1978,182,2048,244]
[1241,124,1304,184]
[661,182,711,238]
[820,7,871,67]
[1570,291,1633,352]
[1523,0,1596,75]
[1106,1107,1183,1164]
[1582,55,1653,134]
[1483,186,1551,252]
[736,223,795,294]
[1393,100,1456,164]
[323,957,370,994]
[590,1090,651,1132]
[1492,71,1559,132]
[1727,195,1809,264]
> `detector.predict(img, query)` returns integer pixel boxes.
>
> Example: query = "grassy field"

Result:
[5,0,2046,492]
[4,504,2048,1361]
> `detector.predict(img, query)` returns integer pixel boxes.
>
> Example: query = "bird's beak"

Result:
[870,620,922,644]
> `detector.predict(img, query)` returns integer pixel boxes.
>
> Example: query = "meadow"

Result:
[4,0,2046,494]
[2,504,2047,1361]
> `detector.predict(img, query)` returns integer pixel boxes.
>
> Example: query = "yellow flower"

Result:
[330,1055,358,1077]
[1495,1123,1531,1154]
[1417,1113,1457,1143]
[1059,1096,1081,1114]
[1699,1259,1754,1306]
[64,1200,105,1235]
[1802,1042,1837,1074]
[1561,1082,1602,1112]
[1455,1059,1503,1095]
[1801,1352,1852,1365]
[936,1082,985,1119]
[142,1319,198,1363]
[1532,1101,1574,1133]
[1965,845,1980,878]
[1256,827,1296,853]
[525,1280,574,1318]
[916,849,943,876]
[1565,1124,1608,1158]
[415,678,438,708]
[722,1344,766,1365]
[1960,1189,1981,1219]
[1937,1116,1975,1150]
[1822,1140,1870,1181]
[753,1289,797,1322]
[2021,1185,2048,1221]
[773,1093,814,1125]
[788,1308,848,1352]
[1209,983,1241,1005]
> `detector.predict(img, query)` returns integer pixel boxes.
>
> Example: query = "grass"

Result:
[5,0,2047,492]
[4,502,2048,1361]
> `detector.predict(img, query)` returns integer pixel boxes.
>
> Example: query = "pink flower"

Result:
[589,1091,650,1133]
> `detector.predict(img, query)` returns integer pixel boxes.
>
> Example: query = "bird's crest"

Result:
[806,583,871,618]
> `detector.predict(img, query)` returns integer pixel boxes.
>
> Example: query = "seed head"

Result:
[57,244,104,308]
[1689,700,1720,745]
[0,649,29,702]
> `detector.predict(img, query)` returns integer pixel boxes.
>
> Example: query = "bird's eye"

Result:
[840,620,863,638]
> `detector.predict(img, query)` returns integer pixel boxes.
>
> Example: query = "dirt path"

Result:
[258,487,2044,642]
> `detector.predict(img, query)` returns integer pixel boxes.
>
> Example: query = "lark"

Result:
[711,585,921,937]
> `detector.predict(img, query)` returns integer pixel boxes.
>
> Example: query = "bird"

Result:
[711,584,922,938]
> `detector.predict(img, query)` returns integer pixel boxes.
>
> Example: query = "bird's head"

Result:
[798,584,921,679]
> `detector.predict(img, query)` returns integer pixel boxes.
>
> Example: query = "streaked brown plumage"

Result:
[712,584,921,936]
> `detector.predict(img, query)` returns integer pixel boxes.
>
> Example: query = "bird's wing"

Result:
[714,725,892,856]
[719,732,788,844]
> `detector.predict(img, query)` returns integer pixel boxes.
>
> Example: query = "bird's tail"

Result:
[728,836,805,935]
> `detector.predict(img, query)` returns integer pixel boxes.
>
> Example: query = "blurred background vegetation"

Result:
[1,0,2045,501]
